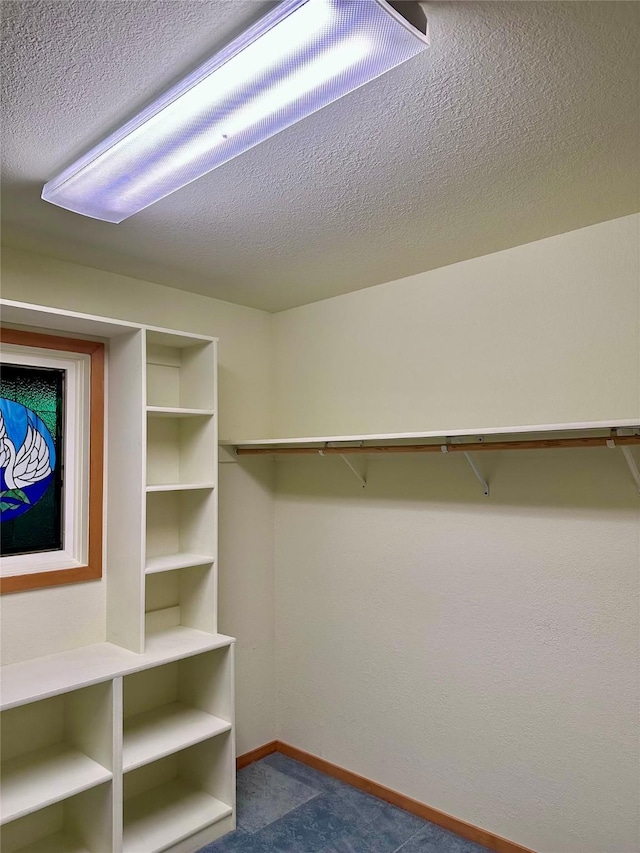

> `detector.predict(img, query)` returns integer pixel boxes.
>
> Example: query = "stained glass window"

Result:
[0,364,64,556]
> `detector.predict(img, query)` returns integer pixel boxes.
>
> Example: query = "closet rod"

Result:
[235,435,640,456]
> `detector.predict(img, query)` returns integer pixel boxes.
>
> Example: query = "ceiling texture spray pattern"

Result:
[1,1,639,311]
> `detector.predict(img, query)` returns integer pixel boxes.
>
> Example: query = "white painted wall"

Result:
[271,216,640,852]
[219,457,275,754]
[273,214,640,437]
[0,246,275,754]
[1,247,272,442]
[274,451,639,853]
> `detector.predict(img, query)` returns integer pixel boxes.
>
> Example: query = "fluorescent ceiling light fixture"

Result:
[42,0,429,223]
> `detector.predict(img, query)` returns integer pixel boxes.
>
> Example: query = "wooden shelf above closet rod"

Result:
[235,434,640,456]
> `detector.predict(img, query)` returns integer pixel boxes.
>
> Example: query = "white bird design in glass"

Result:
[0,409,52,491]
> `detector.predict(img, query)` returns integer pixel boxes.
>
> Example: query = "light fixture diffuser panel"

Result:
[42,0,429,223]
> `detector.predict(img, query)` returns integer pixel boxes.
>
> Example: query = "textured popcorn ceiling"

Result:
[1,1,638,312]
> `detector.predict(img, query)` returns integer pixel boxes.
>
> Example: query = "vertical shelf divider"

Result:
[111,677,123,853]
[106,329,146,654]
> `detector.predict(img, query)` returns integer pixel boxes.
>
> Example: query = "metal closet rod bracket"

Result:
[607,432,640,495]
[442,438,490,497]
[320,442,367,488]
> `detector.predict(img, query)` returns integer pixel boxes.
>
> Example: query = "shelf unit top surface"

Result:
[223,419,640,448]
[0,299,218,343]
[0,629,235,711]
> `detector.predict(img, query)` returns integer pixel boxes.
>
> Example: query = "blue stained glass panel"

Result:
[0,364,64,556]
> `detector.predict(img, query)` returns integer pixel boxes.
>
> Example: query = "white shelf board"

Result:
[144,625,235,661]
[11,830,90,853]
[147,407,215,418]
[146,483,216,493]
[222,419,640,448]
[0,743,112,825]
[123,778,231,853]
[145,553,215,575]
[1,632,235,711]
[123,703,231,772]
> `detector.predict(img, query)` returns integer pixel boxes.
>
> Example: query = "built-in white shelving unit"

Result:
[0,300,234,853]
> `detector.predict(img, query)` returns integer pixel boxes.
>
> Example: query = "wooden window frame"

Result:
[0,329,104,593]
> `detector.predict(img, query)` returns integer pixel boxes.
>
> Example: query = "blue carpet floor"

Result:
[200,754,489,853]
